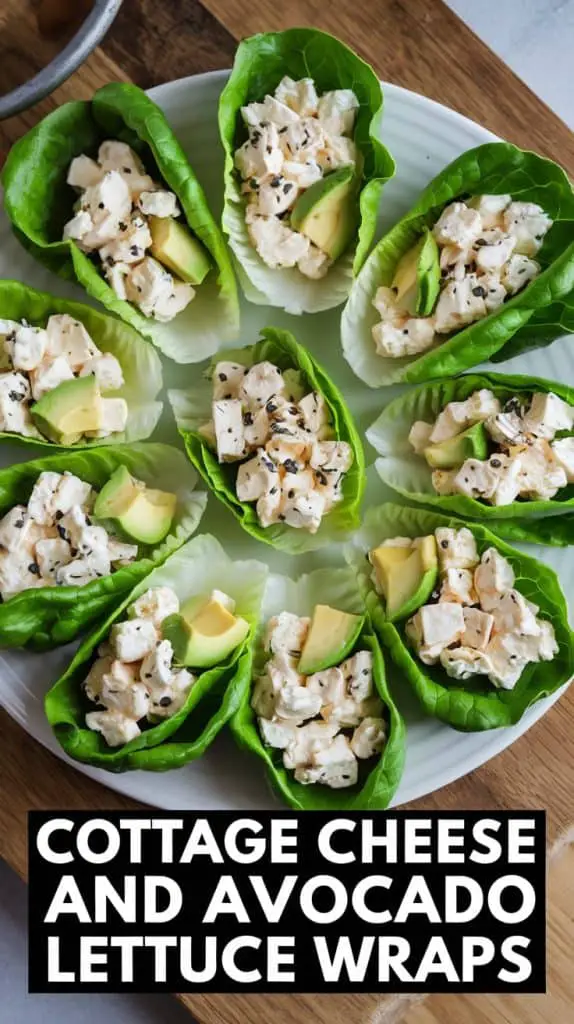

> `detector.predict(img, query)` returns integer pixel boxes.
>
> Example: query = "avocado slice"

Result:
[94,464,176,545]
[290,166,359,261]
[391,229,441,316]
[371,535,438,622]
[163,594,249,668]
[31,375,101,444]
[424,422,489,469]
[298,604,364,675]
[149,216,211,285]
[370,545,413,597]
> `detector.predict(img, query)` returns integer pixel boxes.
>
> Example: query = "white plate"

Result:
[0,71,571,810]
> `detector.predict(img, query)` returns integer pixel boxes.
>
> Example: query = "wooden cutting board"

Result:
[1,2,574,1022]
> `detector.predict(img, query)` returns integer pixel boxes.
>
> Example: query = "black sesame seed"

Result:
[283,458,298,474]
[130,245,139,256]
[218,372,227,382]
[28,562,40,575]
[123,167,131,174]
[283,183,293,194]
[472,285,486,298]
[278,514,286,521]
[440,539,449,549]
[119,221,127,232]
[270,176,282,188]
[243,412,253,426]
[14,520,24,529]
[159,696,172,707]
[490,458,502,468]
[288,489,295,499]
[57,525,67,539]
[98,202,104,209]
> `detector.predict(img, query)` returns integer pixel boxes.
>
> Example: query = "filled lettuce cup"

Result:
[2,83,239,363]
[341,143,574,386]
[349,502,574,731]
[169,326,365,552]
[0,280,162,447]
[0,443,206,649]
[45,534,267,771]
[231,565,405,810]
[368,372,574,546]
[218,27,395,314]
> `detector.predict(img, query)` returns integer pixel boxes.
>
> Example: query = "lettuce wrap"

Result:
[341,142,574,386]
[348,502,574,731]
[231,565,405,809]
[367,371,574,545]
[0,280,162,447]
[169,326,365,552]
[45,534,267,771]
[0,443,206,650]
[218,27,395,313]
[2,83,239,363]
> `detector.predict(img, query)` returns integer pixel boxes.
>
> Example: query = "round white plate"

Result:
[0,71,571,810]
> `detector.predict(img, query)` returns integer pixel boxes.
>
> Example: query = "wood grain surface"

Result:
[1,2,573,1022]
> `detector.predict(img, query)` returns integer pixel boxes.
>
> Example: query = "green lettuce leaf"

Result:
[0,279,162,447]
[348,502,574,731]
[0,443,207,650]
[2,84,239,363]
[342,142,574,386]
[230,565,405,809]
[45,534,268,770]
[218,27,395,313]
[169,326,366,552]
[368,371,574,544]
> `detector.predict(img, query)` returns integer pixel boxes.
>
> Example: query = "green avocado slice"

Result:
[392,228,441,316]
[163,594,249,668]
[371,535,438,622]
[298,604,365,675]
[94,464,176,545]
[290,166,359,262]
[31,375,100,445]
[424,422,489,469]
[149,216,211,285]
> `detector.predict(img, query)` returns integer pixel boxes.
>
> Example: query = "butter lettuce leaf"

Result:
[231,565,405,809]
[342,142,574,386]
[169,326,366,552]
[348,502,574,731]
[218,27,395,314]
[45,535,267,771]
[0,443,207,650]
[0,280,162,447]
[367,371,574,545]
[2,84,239,363]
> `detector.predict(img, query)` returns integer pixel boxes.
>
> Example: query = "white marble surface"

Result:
[1,1,572,1020]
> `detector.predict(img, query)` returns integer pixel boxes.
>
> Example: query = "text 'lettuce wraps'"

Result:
[218,27,395,314]
[348,503,574,731]
[342,142,574,386]
[368,371,574,546]
[0,443,206,650]
[0,280,162,447]
[169,326,365,552]
[2,83,239,363]
[45,534,268,770]
[231,565,405,810]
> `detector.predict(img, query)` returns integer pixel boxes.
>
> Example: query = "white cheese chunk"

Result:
[240,361,285,408]
[67,155,103,190]
[372,317,435,357]
[30,357,74,402]
[434,276,487,334]
[503,201,552,256]
[274,682,323,724]
[235,123,283,180]
[440,647,494,680]
[212,362,248,401]
[140,639,174,691]
[265,611,309,660]
[551,437,574,482]
[84,655,113,703]
[468,194,511,228]
[281,491,326,533]
[282,720,340,769]
[137,190,180,218]
[306,666,346,706]
[522,391,574,440]
[97,140,155,196]
[317,89,359,135]
[258,717,298,749]
[247,213,310,269]
[451,458,500,501]
[485,410,526,446]
[351,716,386,760]
[213,399,245,462]
[295,734,358,789]
[340,650,374,703]
[251,673,278,719]
[63,210,94,243]
[275,76,319,116]
[99,214,152,266]
[85,710,141,747]
[473,229,515,271]
[440,567,478,605]
[81,170,132,227]
[419,602,465,647]
[6,325,47,372]
[27,472,62,525]
[502,254,540,295]
[111,618,158,662]
[409,420,433,454]
[461,607,494,650]
[430,390,500,443]
[490,589,540,636]
[473,548,515,610]
[53,473,93,516]
[79,353,124,392]
[0,506,42,554]
[433,202,482,248]
[241,95,300,129]
[236,450,278,502]
[129,586,179,626]
[46,314,99,367]
[35,538,72,580]
[107,539,138,565]
[125,257,194,321]
[435,527,479,570]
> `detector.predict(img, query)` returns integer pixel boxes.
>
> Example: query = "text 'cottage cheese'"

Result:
[0,314,127,439]
[396,528,558,689]
[201,359,353,533]
[372,194,553,359]
[410,388,574,505]
[253,612,386,789]
[235,77,359,278]
[0,471,137,600]
[64,141,195,322]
